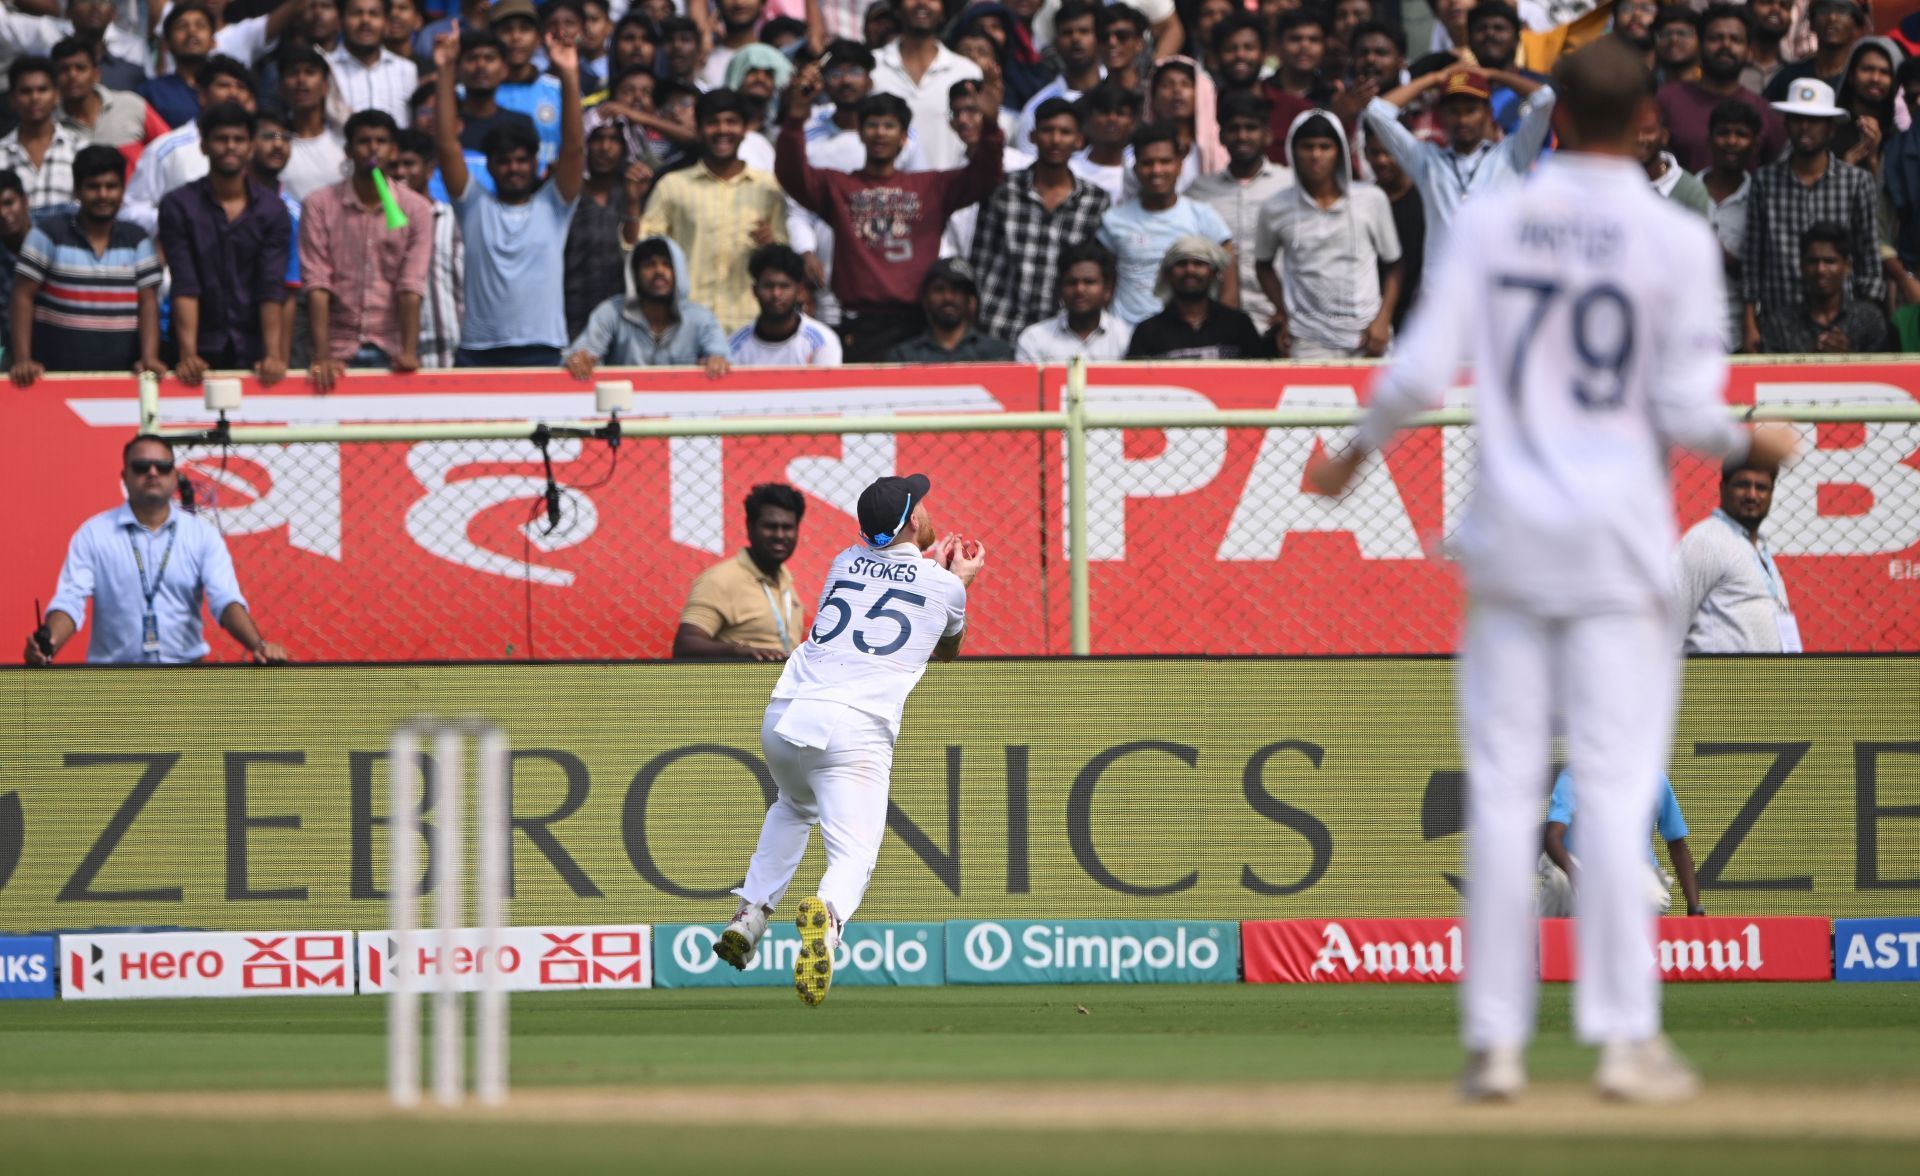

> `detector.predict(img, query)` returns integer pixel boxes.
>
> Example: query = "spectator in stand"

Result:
[658,16,707,94]
[565,235,731,373]
[1188,91,1291,330]
[51,37,168,168]
[1638,98,1710,217]
[0,0,148,94]
[124,56,260,233]
[388,127,463,368]
[25,435,289,666]
[8,145,162,386]
[1097,4,1148,97]
[140,1,219,129]
[251,99,305,367]
[277,47,349,202]
[884,257,1015,361]
[1014,239,1132,361]
[1764,0,1865,103]
[703,0,767,92]
[1098,122,1233,325]
[1741,79,1880,352]
[450,32,540,196]
[158,102,293,385]
[1191,0,1235,79]
[413,0,490,59]
[640,88,788,335]
[1652,6,1701,86]
[673,482,807,662]
[0,171,28,348]
[1746,0,1793,95]
[776,64,1004,361]
[1754,219,1889,353]
[1125,234,1271,359]
[1012,0,1102,152]
[1700,99,1759,350]
[1674,455,1800,653]
[1884,58,1920,284]
[1612,0,1659,72]
[862,0,897,51]
[564,112,650,340]
[1255,110,1399,358]
[1362,134,1422,333]
[969,94,1109,342]
[1324,0,1372,80]
[433,25,585,367]
[949,2,1058,116]
[385,0,429,72]
[540,2,602,94]
[491,0,565,168]
[1069,81,1138,202]
[1364,63,1555,263]
[730,243,842,366]
[577,0,615,91]
[1466,3,1547,138]
[873,0,984,170]
[1261,9,1331,162]
[330,0,420,123]
[1143,56,1219,190]
[805,40,925,171]
[1832,36,1903,175]
[1,58,83,211]
[941,75,1033,259]
[303,0,346,53]
[1658,5,1787,176]
[1210,13,1267,100]
[301,110,432,388]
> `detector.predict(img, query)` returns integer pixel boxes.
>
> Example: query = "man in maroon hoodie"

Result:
[776,61,1004,362]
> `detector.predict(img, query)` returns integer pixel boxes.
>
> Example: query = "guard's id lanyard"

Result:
[129,525,177,655]
[1723,514,1800,653]
[759,581,795,653]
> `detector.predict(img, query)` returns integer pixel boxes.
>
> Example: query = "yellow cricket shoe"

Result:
[793,897,837,1007]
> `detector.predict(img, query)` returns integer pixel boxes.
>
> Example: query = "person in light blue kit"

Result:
[24,435,289,666]
[1539,769,1705,918]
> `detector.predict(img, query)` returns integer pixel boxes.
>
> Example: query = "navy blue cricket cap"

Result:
[857,473,931,547]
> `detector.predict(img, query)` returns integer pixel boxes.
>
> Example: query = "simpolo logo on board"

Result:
[944,920,1239,985]
[653,923,943,988]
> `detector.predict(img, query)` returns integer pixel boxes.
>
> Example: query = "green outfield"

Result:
[1,984,1917,1173]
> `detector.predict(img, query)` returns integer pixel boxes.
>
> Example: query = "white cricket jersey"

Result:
[771,542,967,738]
[1358,153,1751,614]
[728,314,843,367]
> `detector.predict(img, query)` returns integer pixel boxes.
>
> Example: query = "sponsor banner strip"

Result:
[1834,918,1920,982]
[653,923,944,988]
[1242,919,1464,984]
[60,931,355,1000]
[358,925,652,993]
[1539,917,1832,982]
[0,935,57,999]
[945,919,1240,985]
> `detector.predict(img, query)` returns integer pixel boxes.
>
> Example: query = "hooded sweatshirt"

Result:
[566,236,729,365]
[1254,110,1402,352]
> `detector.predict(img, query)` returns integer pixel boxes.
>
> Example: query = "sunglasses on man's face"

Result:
[129,460,175,475]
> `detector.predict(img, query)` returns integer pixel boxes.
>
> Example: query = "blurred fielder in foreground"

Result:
[1310,38,1794,1103]
[1538,769,1705,920]
[712,474,987,1007]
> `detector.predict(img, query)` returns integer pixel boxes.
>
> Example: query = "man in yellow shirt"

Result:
[674,482,808,660]
[639,88,787,334]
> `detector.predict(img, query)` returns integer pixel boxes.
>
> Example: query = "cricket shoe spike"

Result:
[793,897,840,1007]
[1458,1045,1527,1103]
[714,902,771,971]
[1595,1036,1700,1104]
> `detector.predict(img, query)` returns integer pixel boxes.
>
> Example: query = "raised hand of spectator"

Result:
[785,63,824,117]
[565,349,598,380]
[546,28,579,77]
[1330,78,1378,127]
[255,355,287,386]
[623,160,655,205]
[310,357,347,393]
[9,358,44,389]
[433,27,461,71]
[978,60,1005,120]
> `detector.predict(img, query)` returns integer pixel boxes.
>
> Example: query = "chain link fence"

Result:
[172,406,1920,661]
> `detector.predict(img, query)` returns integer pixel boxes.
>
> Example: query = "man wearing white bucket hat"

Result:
[1740,75,1881,352]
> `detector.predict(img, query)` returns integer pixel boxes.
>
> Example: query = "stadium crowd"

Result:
[3,0,1918,383]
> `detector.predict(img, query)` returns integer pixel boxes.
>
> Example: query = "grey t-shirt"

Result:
[454,178,578,350]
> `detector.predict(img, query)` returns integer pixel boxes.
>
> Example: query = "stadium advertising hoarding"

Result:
[1242,919,1464,983]
[6,360,1918,660]
[1,660,1913,932]
[1833,918,1920,981]
[60,931,354,999]
[0,935,56,999]
[358,925,652,993]
[1537,917,1833,981]
[944,920,1239,984]
[653,922,942,988]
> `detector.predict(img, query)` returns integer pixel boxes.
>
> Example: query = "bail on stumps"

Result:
[370,167,409,230]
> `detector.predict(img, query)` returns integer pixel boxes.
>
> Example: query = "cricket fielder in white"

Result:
[1309,39,1796,1103]
[712,473,987,1006]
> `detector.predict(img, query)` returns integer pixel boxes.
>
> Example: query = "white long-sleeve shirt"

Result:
[1673,508,1797,652]
[1356,152,1750,615]
[1363,88,1557,263]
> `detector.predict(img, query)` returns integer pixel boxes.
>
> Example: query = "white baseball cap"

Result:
[1771,78,1847,119]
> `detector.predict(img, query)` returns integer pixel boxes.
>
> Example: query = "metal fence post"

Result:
[1067,358,1090,656]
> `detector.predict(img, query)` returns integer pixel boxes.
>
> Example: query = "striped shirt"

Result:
[419,200,464,368]
[14,212,162,372]
[639,162,788,335]
[0,124,84,211]
[327,45,419,124]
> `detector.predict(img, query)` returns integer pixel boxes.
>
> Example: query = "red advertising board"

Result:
[6,360,1917,660]
[1538,916,1833,982]
[1243,918,1465,983]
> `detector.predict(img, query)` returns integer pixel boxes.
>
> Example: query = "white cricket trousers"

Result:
[733,699,895,924]
[1458,601,1676,1049]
